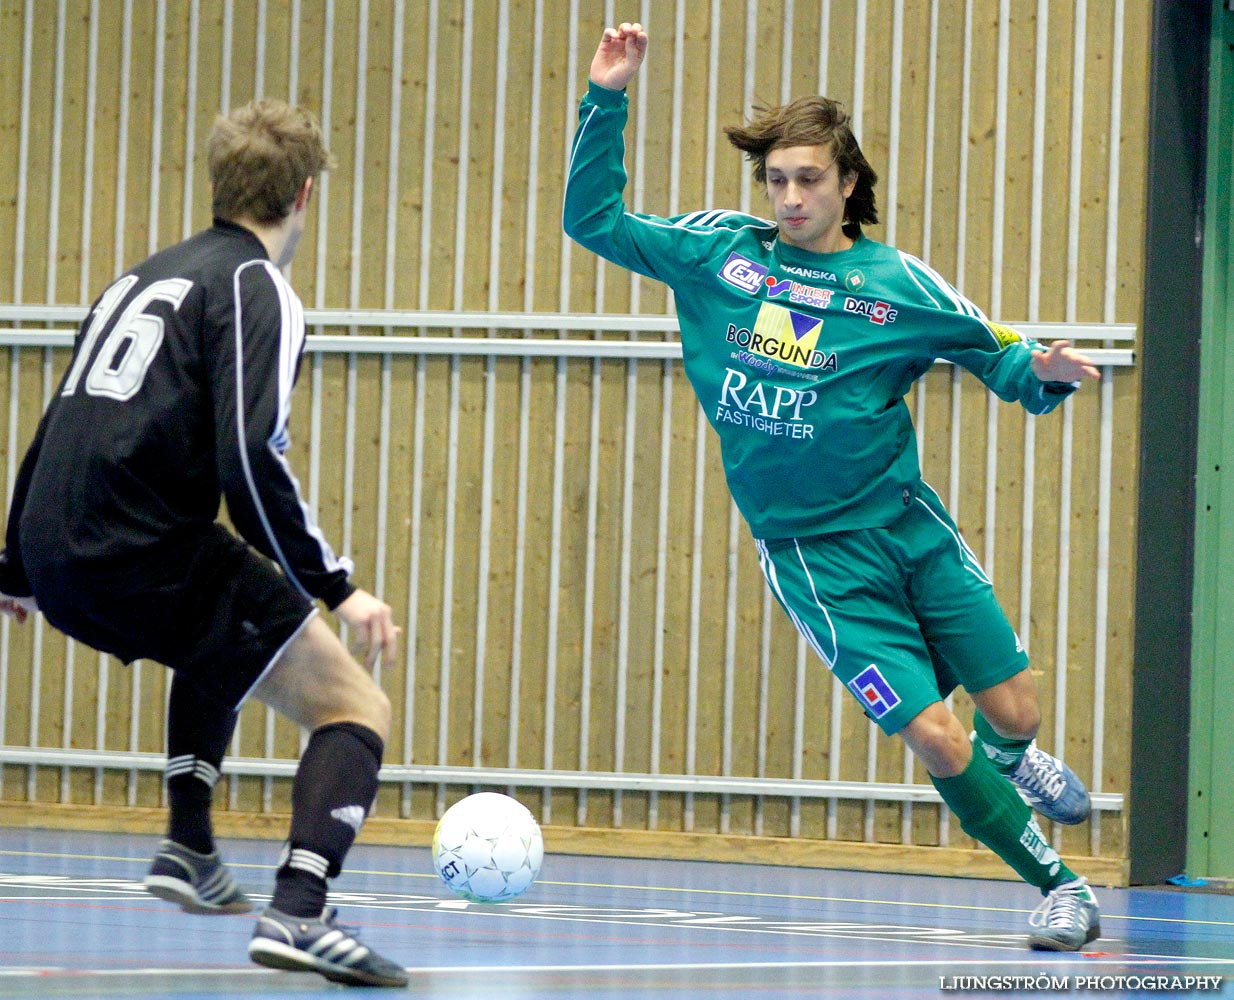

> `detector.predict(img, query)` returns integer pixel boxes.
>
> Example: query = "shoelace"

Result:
[1019,746,1067,799]
[1028,879,1091,928]
[320,907,354,934]
[321,908,374,946]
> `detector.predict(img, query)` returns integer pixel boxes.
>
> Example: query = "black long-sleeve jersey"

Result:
[0,219,355,609]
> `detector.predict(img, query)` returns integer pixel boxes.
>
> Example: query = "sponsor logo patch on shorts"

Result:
[848,664,901,719]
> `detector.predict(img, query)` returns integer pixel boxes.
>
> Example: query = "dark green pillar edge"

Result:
[1188,0,1234,879]
[1128,0,1211,885]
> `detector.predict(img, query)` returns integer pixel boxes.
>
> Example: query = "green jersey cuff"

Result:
[586,79,628,109]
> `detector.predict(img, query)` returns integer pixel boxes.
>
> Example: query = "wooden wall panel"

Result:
[0,0,1151,874]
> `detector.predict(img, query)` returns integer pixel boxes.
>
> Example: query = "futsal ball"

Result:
[432,792,544,902]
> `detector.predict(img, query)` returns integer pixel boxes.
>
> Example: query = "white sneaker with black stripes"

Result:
[248,905,410,987]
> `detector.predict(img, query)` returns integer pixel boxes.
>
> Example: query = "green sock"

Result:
[931,747,1077,891]
[973,711,1032,774]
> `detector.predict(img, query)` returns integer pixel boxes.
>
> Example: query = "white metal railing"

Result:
[0,306,1137,365]
[0,306,1133,834]
[0,745,1125,811]
[0,0,1144,852]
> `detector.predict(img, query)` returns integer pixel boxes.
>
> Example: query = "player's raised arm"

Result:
[589,21,648,91]
[564,20,711,285]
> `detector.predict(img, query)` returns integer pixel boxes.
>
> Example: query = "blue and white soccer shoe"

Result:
[972,733,1092,825]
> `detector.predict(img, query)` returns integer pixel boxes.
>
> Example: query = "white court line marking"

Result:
[0,892,1175,962]
[0,895,153,900]
[0,956,1232,979]
[418,958,1234,973]
[345,898,1233,956]
[11,881,1204,964]
[6,889,1229,968]
[4,851,1234,928]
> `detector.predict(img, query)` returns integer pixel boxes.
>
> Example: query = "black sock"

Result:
[165,674,238,854]
[272,721,384,917]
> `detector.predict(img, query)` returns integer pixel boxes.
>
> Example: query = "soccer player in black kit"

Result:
[0,99,408,988]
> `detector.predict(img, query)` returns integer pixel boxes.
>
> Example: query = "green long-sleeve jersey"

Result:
[563,81,1076,540]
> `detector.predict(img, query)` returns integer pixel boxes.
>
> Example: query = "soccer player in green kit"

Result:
[564,22,1103,951]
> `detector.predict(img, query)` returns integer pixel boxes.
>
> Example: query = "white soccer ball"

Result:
[432,792,544,903]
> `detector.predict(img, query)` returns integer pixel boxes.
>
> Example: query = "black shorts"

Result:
[28,524,316,709]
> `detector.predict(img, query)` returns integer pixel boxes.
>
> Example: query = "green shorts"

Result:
[755,483,1029,735]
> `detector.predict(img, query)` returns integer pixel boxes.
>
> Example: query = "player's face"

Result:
[764,145,857,254]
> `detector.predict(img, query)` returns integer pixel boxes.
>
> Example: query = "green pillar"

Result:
[1189,0,1234,878]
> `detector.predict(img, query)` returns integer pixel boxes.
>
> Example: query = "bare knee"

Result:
[311,668,391,742]
[987,701,1041,741]
[899,704,973,778]
[971,670,1042,741]
[348,683,391,743]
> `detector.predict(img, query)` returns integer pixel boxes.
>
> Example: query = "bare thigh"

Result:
[250,615,392,740]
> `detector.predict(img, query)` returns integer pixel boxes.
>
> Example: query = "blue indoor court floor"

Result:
[1,827,1232,999]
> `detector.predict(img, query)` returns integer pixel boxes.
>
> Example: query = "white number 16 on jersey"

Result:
[60,275,194,401]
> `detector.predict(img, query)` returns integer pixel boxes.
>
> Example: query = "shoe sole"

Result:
[1028,921,1102,952]
[143,876,253,915]
[249,939,409,988]
[1017,787,1092,826]
[1027,800,1093,826]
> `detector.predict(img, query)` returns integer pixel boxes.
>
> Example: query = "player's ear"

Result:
[295,177,313,212]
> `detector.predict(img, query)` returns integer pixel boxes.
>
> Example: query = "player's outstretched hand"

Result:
[335,589,400,672]
[1031,340,1101,383]
[0,593,37,624]
[589,22,648,92]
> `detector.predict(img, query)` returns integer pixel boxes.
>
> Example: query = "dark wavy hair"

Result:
[724,96,879,240]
